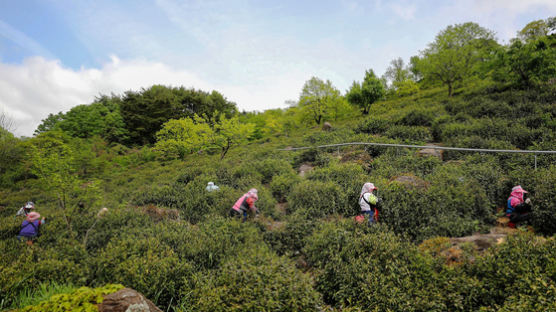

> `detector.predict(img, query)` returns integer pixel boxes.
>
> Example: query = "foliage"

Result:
[346,69,385,114]
[298,77,345,124]
[120,85,237,145]
[181,245,322,312]
[155,114,254,160]
[491,35,556,88]
[416,22,497,96]
[354,116,390,134]
[14,284,124,312]
[35,96,129,144]
[270,172,301,202]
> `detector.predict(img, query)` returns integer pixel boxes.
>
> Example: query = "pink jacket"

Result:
[232,194,256,212]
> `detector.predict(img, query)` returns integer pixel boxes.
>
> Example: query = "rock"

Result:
[322,122,332,131]
[98,288,162,312]
[298,164,314,177]
[389,175,429,190]
[417,144,443,160]
[450,233,507,251]
[143,205,180,221]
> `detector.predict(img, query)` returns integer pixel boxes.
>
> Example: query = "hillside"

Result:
[1,20,556,312]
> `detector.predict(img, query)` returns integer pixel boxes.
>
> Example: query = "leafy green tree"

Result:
[298,77,344,124]
[154,115,213,159]
[492,35,556,88]
[415,22,497,96]
[346,69,385,114]
[155,114,254,160]
[120,85,237,146]
[26,132,101,237]
[35,112,64,134]
[384,58,413,86]
[518,18,554,42]
[34,95,128,144]
[0,122,23,187]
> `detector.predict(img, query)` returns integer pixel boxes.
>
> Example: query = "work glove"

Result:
[525,198,531,204]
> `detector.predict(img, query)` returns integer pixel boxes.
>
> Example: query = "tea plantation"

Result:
[1,19,555,312]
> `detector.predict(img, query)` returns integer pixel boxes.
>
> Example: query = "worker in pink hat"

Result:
[230,188,259,222]
[17,212,46,245]
[506,185,532,228]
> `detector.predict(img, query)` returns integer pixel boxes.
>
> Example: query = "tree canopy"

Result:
[415,22,497,96]
[298,77,345,124]
[120,85,237,146]
[155,114,254,160]
[346,69,385,114]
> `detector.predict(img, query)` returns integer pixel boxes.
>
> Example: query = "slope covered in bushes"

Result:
[1,19,555,312]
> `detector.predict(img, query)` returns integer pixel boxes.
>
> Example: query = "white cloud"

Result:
[0,56,306,137]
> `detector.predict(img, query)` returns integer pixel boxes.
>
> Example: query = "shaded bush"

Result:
[354,117,390,134]
[270,172,301,202]
[262,211,317,256]
[251,159,295,184]
[182,246,322,312]
[398,108,436,126]
[287,180,345,218]
[304,221,445,311]
[385,125,432,142]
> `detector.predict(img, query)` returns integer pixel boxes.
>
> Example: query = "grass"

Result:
[3,282,77,311]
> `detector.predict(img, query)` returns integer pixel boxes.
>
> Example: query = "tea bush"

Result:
[397,108,436,126]
[287,180,345,218]
[270,172,301,203]
[181,245,322,312]
[306,162,368,209]
[89,236,191,306]
[262,211,317,256]
[354,117,390,134]
[251,158,295,184]
[385,125,432,142]
[527,165,556,234]
[304,220,446,311]
[464,233,556,310]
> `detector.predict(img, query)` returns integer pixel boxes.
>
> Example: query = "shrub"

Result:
[182,246,322,312]
[398,108,436,126]
[464,233,556,309]
[13,284,124,312]
[262,211,317,256]
[90,236,192,307]
[287,180,345,218]
[270,173,301,202]
[385,125,432,142]
[251,159,295,184]
[304,220,445,311]
[529,165,556,234]
[354,117,390,134]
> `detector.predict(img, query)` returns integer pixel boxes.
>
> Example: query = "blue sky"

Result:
[1,0,555,136]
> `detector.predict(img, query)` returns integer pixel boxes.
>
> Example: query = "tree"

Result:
[155,114,254,160]
[0,113,23,186]
[298,77,343,124]
[384,58,413,87]
[121,85,238,146]
[34,95,129,144]
[492,35,556,88]
[26,132,99,237]
[416,22,497,96]
[518,18,552,42]
[346,69,385,114]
